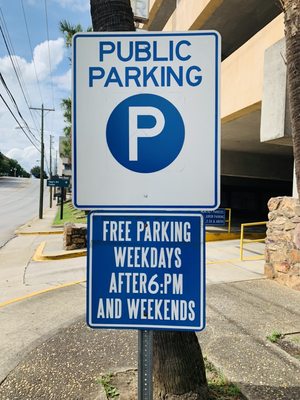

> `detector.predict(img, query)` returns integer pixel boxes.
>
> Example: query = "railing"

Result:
[240,221,267,261]
[225,208,231,234]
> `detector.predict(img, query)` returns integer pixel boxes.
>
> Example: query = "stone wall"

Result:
[265,197,300,291]
[64,223,87,250]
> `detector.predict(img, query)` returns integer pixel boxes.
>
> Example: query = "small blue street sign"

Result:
[203,208,226,226]
[87,212,205,331]
[47,178,69,188]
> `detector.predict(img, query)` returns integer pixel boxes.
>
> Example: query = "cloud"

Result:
[0,38,68,174]
[5,146,40,173]
[32,38,65,79]
[0,38,65,82]
[53,0,90,12]
[54,68,71,91]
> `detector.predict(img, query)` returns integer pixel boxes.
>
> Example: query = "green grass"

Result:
[97,374,119,399]
[97,362,244,400]
[205,358,244,399]
[266,331,283,343]
[53,200,87,225]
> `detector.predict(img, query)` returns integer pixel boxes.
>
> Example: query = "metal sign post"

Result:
[60,187,64,220]
[138,330,153,400]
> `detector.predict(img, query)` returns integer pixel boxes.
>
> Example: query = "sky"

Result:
[0,0,92,173]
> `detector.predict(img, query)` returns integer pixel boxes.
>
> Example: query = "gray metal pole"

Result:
[39,104,44,219]
[30,105,55,219]
[49,134,53,208]
[138,330,153,400]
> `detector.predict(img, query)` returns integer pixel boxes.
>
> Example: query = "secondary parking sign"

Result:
[73,31,220,210]
[87,212,205,331]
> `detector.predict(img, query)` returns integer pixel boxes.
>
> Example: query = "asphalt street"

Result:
[0,176,49,248]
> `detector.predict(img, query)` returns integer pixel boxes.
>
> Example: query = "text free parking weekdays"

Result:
[88,214,204,330]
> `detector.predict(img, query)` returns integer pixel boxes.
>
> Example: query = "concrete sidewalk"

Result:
[15,205,63,235]
[0,209,299,399]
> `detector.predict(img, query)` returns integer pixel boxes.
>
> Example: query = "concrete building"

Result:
[145,0,293,221]
[58,136,72,178]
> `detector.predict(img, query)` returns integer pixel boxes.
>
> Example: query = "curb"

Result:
[206,232,265,242]
[0,279,86,309]
[206,232,240,241]
[15,230,64,236]
[32,241,86,261]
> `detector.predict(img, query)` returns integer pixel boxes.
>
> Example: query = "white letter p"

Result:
[129,106,165,161]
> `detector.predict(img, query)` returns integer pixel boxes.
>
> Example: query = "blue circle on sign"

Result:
[106,94,185,173]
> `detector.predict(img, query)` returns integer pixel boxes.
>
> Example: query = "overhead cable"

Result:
[44,0,55,110]
[0,73,40,144]
[0,7,41,133]
[20,0,44,104]
[0,93,41,152]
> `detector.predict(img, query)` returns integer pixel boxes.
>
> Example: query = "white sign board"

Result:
[73,31,220,211]
[130,0,149,21]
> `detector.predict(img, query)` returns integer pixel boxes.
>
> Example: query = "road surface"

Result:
[0,177,49,248]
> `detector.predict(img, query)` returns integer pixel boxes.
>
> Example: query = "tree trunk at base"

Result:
[153,331,209,400]
[282,0,300,196]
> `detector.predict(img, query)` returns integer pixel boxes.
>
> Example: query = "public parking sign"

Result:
[87,212,205,331]
[73,31,220,211]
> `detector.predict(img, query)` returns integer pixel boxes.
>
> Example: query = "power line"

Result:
[0,73,40,144]
[0,7,40,133]
[44,0,55,110]
[0,94,40,152]
[20,0,44,104]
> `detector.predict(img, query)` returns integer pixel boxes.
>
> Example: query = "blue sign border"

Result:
[87,212,206,331]
[73,31,220,211]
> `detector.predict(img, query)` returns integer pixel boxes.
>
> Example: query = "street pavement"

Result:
[0,177,49,248]
[0,209,299,399]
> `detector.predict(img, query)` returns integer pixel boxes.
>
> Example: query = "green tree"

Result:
[59,22,92,162]
[30,165,48,179]
[59,20,92,48]
[89,1,208,398]
[0,153,30,177]
[60,97,71,160]
[0,152,10,175]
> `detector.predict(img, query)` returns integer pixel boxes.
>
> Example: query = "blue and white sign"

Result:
[87,212,205,331]
[204,208,226,226]
[73,32,220,210]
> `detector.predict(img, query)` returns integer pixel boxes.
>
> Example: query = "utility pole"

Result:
[49,134,53,208]
[55,150,58,175]
[30,104,55,219]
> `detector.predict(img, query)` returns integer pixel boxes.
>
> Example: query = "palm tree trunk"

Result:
[153,331,208,399]
[90,0,135,31]
[282,0,300,196]
[89,1,208,398]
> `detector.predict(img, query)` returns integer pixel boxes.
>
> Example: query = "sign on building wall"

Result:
[73,31,220,211]
[87,212,205,331]
[203,208,226,226]
[130,0,149,21]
